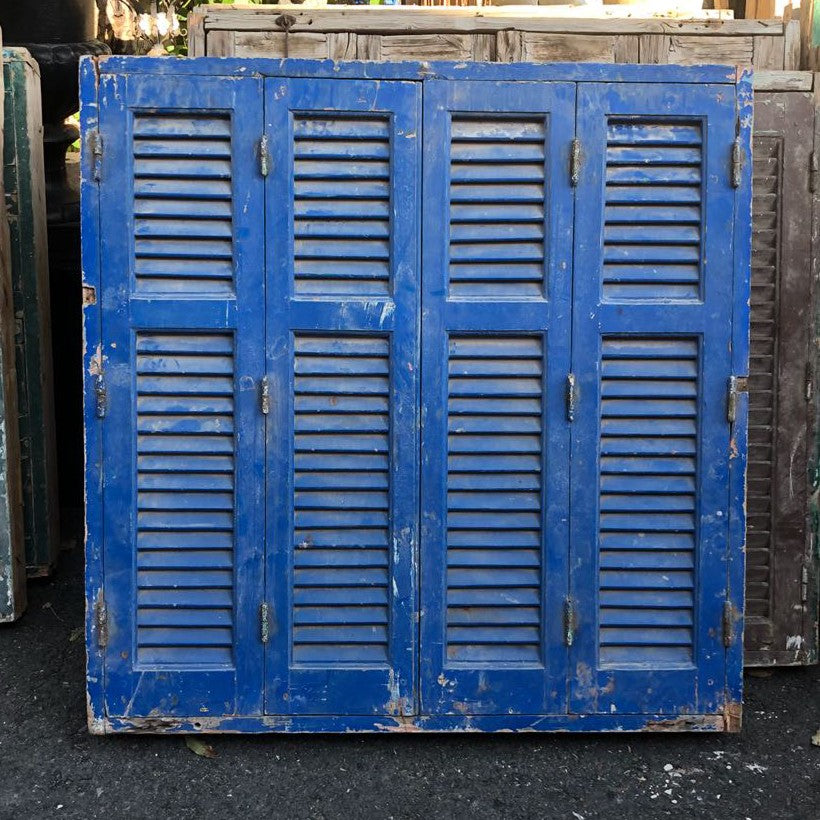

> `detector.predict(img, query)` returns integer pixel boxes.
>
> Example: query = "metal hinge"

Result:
[722,600,735,648]
[260,376,270,415]
[260,602,271,644]
[727,375,748,424]
[802,564,809,604]
[563,596,576,647]
[258,134,271,177]
[566,372,578,422]
[87,130,103,182]
[731,138,744,188]
[95,595,108,648]
[810,151,819,194]
[570,138,581,187]
[94,372,107,419]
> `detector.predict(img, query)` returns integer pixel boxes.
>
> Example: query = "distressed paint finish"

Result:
[82,58,750,733]
[3,48,60,578]
[0,30,25,624]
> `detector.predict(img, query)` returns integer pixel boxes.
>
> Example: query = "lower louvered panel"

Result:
[446,336,544,663]
[292,334,391,665]
[135,332,236,666]
[746,135,780,619]
[598,337,697,667]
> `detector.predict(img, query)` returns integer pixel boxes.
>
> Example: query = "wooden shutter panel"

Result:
[264,78,420,716]
[98,74,266,719]
[420,80,576,716]
[570,83,745,716]
[745,88,816,666]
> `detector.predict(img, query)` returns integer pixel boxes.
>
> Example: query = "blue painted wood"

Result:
[83,58,750,733]
[94,72,266,719]
[264,77,420,716]
[569,82,747,717]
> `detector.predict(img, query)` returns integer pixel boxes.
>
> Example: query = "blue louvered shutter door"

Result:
[264,78,420,716]
[420,80,575,715]
[569,83,740,716]
[98,74,266,719]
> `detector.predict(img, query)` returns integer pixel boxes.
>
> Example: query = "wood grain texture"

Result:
[753,35,786,70]
[521,33,616,63]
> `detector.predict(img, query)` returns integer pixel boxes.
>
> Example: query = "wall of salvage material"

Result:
[190,4,819,668]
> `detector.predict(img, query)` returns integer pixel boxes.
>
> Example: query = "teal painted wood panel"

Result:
[3,48,59,578]
[0,33,26,622]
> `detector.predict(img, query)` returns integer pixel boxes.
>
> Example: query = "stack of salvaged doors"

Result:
[0,39,60,623]
[186,6,819,669]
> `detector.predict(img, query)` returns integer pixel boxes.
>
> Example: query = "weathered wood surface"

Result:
[744,75,818,666]
[0,30,26,623]
[191,5,799,68]
[3,48,59,578]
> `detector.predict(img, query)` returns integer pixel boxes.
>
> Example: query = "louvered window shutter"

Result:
[263,78,421,716]
[419,80,576,715]
[98,74,266,718]
[570,84,740,715]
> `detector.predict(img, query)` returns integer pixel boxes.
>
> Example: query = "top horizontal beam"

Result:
[192,5,783,37]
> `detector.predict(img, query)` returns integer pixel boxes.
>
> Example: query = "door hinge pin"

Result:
[88,130,103,182]
[563,596,576,647]
[95,595,108,648]
[810,150,819,193]
[731,138,744,189]
[801,564,809,604]
[94,372,107,419]
[566,372,578,422]
[727,375,748,424]
[258,134,271,177]
[570,138,581,187]
[260,602,270,644]
[260,375,270,415]
[722,600,734,648]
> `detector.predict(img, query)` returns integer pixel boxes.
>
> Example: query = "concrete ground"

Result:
[0,548,818,820]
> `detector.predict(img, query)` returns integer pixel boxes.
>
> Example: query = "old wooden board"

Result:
[0,30,26,623]
[3,48,59,578]
[745,74,818,666]
[189,5,800,68]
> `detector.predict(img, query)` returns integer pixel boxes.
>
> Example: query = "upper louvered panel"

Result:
[293,116,392,297]
[603,120,703,301]
[446,336,544,663]
[292,334,391,664]
[448,117,546,298]
[598,337,698,667]
[746,135,781,619]
[132,113,234,294]
[135,332,236,666]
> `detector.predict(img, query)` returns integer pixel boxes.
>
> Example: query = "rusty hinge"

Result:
[727,375,748,424]
[260,602,271,644]
[811,151,819,194]
[563,596,576,647]
[87,130,103,182]
[95,595,108,648]
[260,375,271,415]
[566,372,578,423]
[802,564,809,604]
[570,138,581,187]
[722,600,736,648]
[94,372,107,419]
[731,138,744,188]
[258,134,271,177]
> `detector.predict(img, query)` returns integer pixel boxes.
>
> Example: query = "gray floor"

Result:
[1,547,818,820]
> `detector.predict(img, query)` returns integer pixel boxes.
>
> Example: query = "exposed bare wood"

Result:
[753,36,786,70]
[521,34,617,64]
[207,30,236,58]
[357,34,382,62]
[784,18,802,69]
[640,35,672,64]
[472,33,495,62]
[753,70,814,90]
[188,12,205,58]
[613,35,640,64]
[378,33,477,62]
[666,35,755,65]
[328,32,357,61]
[495,30,523,63]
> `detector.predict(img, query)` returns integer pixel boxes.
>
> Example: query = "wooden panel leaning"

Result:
[0,30,26,624]
[188,5,801,69]
[3,48,59,579]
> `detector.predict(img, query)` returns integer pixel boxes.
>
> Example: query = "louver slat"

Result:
[598,337,697,667]
[293,116,391,296]
[448,117,546,297]
[745,135,780,620]
[292,335,391,664]
[133,113,234,293]
[603,121,702,301]
[135,332,236,666]
[446,336,543,663]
